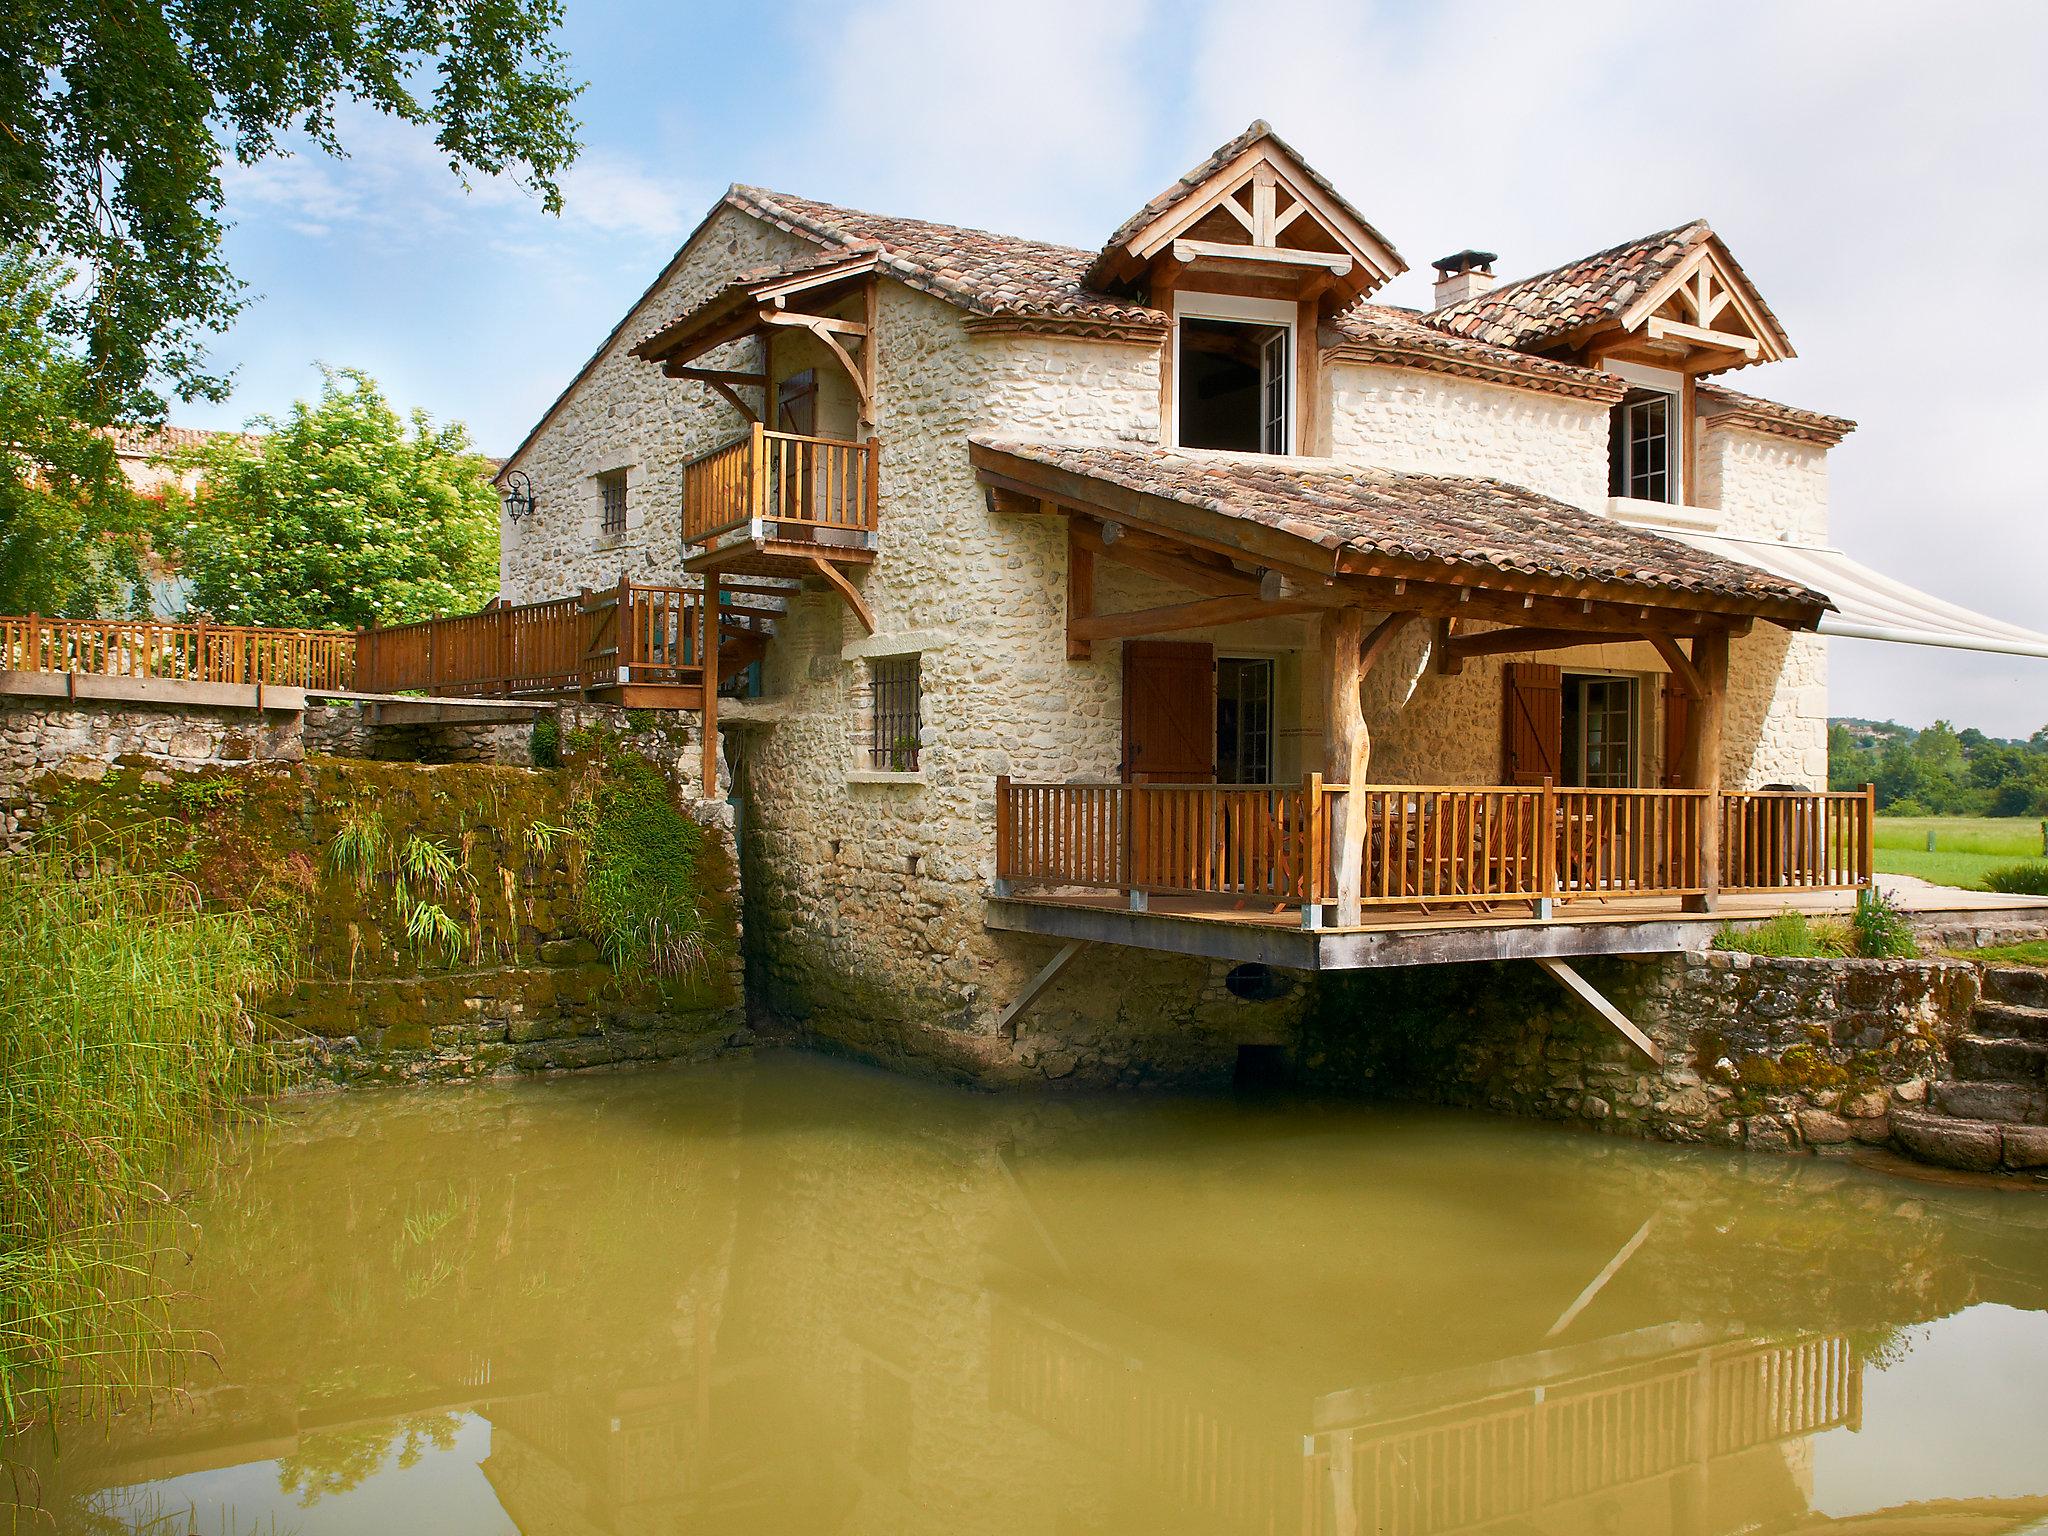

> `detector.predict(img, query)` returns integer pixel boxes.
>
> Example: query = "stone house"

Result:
[493,122,2040,1084]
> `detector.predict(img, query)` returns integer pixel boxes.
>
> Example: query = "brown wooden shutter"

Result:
[1502,663,1563,785]
[1122,641,1215,783]
[1661,675,1691,788]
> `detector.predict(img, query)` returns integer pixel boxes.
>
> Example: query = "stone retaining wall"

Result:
[1299,951,1980,1153]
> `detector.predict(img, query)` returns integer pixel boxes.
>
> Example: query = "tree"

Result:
[0,248,147,614]
[164,367,497,629]
[0,1,580,423]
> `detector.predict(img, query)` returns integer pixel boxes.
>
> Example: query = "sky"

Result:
[175,0,2048,736]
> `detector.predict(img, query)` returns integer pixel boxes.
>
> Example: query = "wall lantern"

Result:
[501,470,537,524]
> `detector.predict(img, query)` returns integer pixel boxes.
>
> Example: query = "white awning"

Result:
[1636,524,2048,659]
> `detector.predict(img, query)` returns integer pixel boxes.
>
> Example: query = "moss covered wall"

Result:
[36,731,744,1086]
[1299,952,1977,1153]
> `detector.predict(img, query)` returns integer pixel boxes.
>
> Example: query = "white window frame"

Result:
[1602,360,1687,509]
[1171,291,1296,456]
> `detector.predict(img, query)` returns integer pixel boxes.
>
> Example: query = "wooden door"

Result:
[1123,641,1215,783]
[1502,663,1562,785]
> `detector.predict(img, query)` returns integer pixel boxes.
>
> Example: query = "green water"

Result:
[11,1051,2048,1534]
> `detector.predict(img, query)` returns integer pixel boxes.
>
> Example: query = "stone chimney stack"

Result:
[1431,249,1498,309]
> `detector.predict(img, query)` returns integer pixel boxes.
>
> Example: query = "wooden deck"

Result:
[987,876,2048,971]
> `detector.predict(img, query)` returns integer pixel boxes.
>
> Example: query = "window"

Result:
[1609,390,1672,502]
[1177,316,1290,453]
[1216,657,1274,784]
[1562,674,1638,787]
[598,468,629,534]
[866,654,921,771]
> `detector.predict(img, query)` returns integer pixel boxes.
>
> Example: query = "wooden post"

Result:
[994,774,1013,896]
[863,434,881,533]
[1684,628,1731,912]
[616,571,634,685]
[1864,783,1879,887]
[748,421,767,530]
[1302,771,1325,928]
[700,568,720,797]
[1324,607,1370,927]
[1066,528,1094,661]
[1539,776,1557,917]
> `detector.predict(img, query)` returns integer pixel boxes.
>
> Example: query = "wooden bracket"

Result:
[1644,631,1705,699]
[998,941,1084,1040]
[807,556,875,635]
[1535,957,1665,1066]
[759,308,872,418]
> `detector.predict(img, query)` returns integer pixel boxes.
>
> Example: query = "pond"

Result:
[15,1051,2048,1534]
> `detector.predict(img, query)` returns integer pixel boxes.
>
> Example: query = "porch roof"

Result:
[971,439,1830,621]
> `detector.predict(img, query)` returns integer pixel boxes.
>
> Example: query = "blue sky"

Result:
[178,0,2048,735]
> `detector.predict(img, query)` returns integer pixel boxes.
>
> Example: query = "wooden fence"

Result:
[353,580,708,697]
[0,614,355,690]
[682,424,878,546]
[995,779,1874,916]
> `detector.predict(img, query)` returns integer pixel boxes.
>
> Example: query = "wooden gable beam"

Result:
[1070,592,1323,644]
[1618,242,1789,364]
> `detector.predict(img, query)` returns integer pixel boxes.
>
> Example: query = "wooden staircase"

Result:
[1893,965,2048,1175]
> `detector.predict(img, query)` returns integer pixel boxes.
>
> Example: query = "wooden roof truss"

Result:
[1597,240,1792,373]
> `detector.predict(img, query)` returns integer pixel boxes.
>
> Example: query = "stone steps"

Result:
[1888,963,2048,1174]
[1982,965,2048,1009]
[1950,1035,2048,1083]
[1893,1110,2048,1173]
[1930,1079,2048,1124]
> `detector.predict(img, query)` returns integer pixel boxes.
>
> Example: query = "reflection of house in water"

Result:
[991,1288,1858,1536]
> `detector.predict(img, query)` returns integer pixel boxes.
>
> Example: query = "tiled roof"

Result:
[1426,220,1712,351]
[633,248,880,357]
[1084,119,1404,289]
[1326,306,1626,402]
[972,438,1828,613]
[106,423,261,458]
[727,186,1167,335]
[1695,382,1855,445]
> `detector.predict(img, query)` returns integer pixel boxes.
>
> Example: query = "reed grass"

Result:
[0,836,294,1446]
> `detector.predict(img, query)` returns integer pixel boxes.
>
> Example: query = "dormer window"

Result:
[1174,294,1294,455]
[1610,389,1673,502]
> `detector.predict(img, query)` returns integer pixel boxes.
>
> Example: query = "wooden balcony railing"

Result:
[994,779,1875,919]
[1,613,355,690]
[353,580,710,697]
[681,424,877,548]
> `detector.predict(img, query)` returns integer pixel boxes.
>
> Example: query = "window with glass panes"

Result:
[1562,674,1638,788]
[866,655,921,771]
[1216,657,1274,784]
[1609,390,1672,502]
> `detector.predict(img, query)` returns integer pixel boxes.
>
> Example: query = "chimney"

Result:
[1431,249,1498,309]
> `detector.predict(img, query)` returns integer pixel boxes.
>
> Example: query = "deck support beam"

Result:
[700,569,721,796]
[808,555,876,635]
[1682,629,1731,912]
[1535,957,1666,1066]
[996,941,1084,1040]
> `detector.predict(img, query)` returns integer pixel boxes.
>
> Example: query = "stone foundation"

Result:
[1298,952,1980,1153]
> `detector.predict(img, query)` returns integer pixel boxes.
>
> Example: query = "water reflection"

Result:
[24,1053,2048,1534]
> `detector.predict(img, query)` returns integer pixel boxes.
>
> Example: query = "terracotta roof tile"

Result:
[1326,306,1625,402]
[727,186,1167,334]
[1695,382,1855,445]
[972,438,1827,613]
[1426,220,1711,351]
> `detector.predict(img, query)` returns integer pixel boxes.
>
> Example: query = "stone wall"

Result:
[1299,952,1979,1153]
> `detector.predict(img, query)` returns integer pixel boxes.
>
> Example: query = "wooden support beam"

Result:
[1433,615,1462,675]
[1079,522,1260,600]
[1444,625,1612,663]
[1358,609,1419,675]
[1070,592,1322,643]
[807,556,876,635]
[1536,957,1666,1066]
[700,569,720,797]
[1645,631,1705,700]
[756,308,866,336]
[1067,530,1095,660]
[759,309,873,417]
[996,941,1084,1040]
[1544,1214,1656,1340]
[1170,237,1354,275]
[666,366,769,387]
[1325,608,1371,927]
[703,378,760,424]
[1684,629,1731,913]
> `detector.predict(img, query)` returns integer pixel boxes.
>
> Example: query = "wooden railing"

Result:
[1,614,355,690]
[994,779,1873,917]
[353,580,708,697]
[681,424,878,547]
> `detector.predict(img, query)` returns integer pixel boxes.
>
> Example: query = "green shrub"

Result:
[569,745,706,978]
[1852,886,1919,958]
[529,713,560,769]
[1983,861,2048,896]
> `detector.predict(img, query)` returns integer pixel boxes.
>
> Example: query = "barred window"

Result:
[598,469,628,534]
[867,654,921,771]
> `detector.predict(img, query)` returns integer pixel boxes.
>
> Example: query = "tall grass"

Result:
[0,838,293,1452]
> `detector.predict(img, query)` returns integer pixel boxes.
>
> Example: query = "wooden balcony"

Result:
[994,778,1877,927]
[681,424,878,582]
[354,580,771,708]
[1,614,355,693]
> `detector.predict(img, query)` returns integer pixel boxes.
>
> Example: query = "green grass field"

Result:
[1872,815,2048,890]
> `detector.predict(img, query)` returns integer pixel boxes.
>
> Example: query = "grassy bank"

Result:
[0,840,293,1446]
[1873,815,2048,890]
